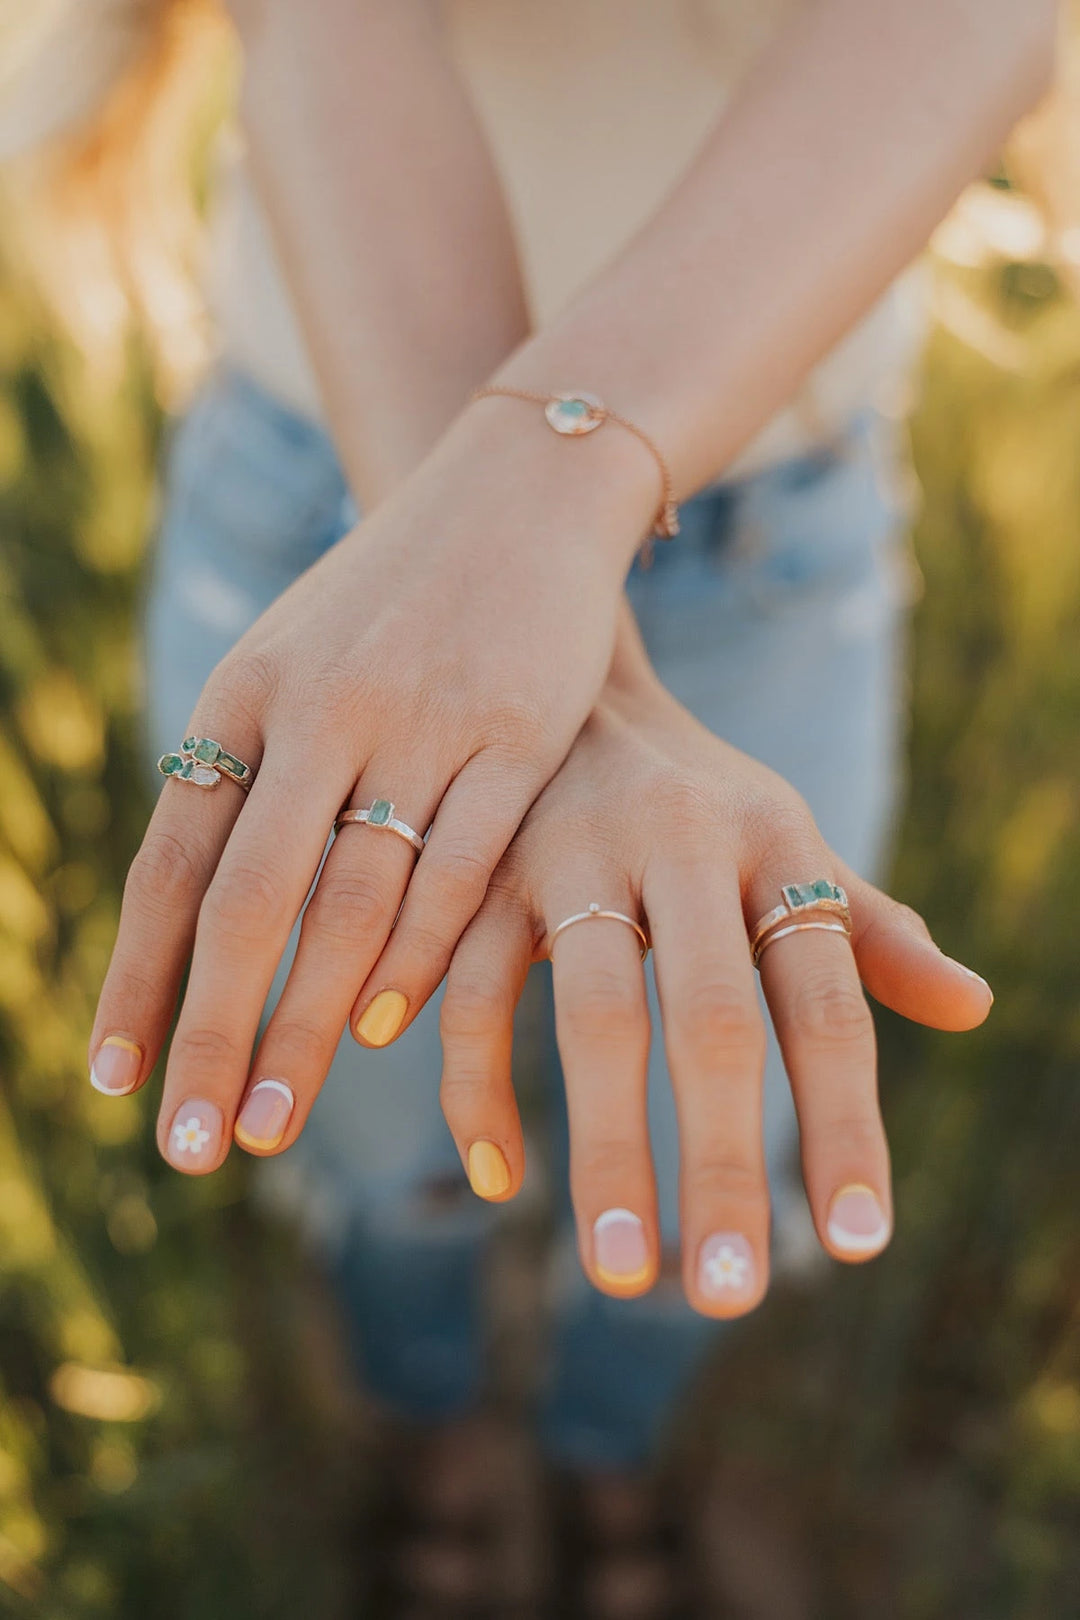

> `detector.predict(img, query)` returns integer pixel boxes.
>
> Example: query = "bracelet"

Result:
[470,386,680,561]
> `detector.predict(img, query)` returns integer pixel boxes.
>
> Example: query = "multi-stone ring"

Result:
[158,736,254,792]
[334,798,425,856]
[749,880,852,968]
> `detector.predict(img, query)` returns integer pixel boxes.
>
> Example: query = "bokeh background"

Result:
[1,8,1079,1618]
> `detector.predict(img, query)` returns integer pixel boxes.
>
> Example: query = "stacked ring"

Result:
[548,901,650,961]
[750,880,852,968]
[335,798,425,856]
[158,736,254,792]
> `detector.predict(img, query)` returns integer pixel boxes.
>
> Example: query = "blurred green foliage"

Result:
[0,230,1078,1616]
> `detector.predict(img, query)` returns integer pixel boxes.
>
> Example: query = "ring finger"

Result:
[750,868,891,1262]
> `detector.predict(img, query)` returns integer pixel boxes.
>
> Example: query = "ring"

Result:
[548,901,650,961]
[335,797,425,856]
[750,879,852,968]
[753,919,852,967]
[158,735,253,792]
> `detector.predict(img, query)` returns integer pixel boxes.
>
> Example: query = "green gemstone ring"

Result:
[157,736,254,793]
[334,798,425,856]
[750,879,852,968]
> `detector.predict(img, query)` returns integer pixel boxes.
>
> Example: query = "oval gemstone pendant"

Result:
[545,392,606,435]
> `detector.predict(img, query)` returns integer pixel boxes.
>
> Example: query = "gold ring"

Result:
[749,880,851,967]
[158,736,253,792]
[548,902,650,961]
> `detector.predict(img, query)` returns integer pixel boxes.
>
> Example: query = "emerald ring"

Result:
[335,798,425,856]
[750,880,852,968]
[158,736,253,792]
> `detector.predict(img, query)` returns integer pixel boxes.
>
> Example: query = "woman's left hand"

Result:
[433,642,993,1315]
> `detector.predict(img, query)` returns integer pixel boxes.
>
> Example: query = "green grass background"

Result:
[0,227,1078,1614]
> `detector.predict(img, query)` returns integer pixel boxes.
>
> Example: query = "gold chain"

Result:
[470,385,680,563]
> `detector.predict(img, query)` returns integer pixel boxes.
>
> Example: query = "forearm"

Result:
[227,0,529,507]
[486,0,1056,510]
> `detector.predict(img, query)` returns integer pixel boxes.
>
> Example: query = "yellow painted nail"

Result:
[466,1139,511,1200]
[355,989,408,1047]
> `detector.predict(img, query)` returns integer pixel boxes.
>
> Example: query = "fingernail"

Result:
[355,989,408,1047]
[466,1139,511,1200]
[234,1078,294,1152]
[827,1184,890,1255]
[946,957,993,999]
[90,1036,143,1095]
[164,1098,223,1171]
[593,1208,651,1289]
[698,1232,757,1303]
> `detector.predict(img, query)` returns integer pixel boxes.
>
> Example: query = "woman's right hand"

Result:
[88,398,660,1170]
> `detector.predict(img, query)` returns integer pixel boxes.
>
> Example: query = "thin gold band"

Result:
[470,385,679,557]
[548,902,650,962]
[752,919,851,968]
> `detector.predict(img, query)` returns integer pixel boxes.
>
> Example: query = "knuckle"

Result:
[304,869,392,945]
[560,969,647,1047]
[753,792,818,861]
[791,974,873,1049]
[265,1013,334,1065]
[441,971,511,1044]
[202,860,289,941]
[423,846,492,918]
[170,1023,244,1072]
[675,982,765,1067]
[685,1150,764,1202]
[809,1109,884,1157]
[215,647,277,719]
[439,1062,494,1119]
[126,829,203,909]
[654,776,714,833]
[891,899,931,939]
[575,1136,649,1187]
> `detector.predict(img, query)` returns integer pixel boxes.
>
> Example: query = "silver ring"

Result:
[158,736,254,792]
[335,797,425,856]
[752,918,851,969]
[548,901,650,961]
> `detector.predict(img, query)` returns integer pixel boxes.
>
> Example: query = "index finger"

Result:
[88,715,264,1099]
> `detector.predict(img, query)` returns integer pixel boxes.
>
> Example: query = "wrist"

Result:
[437,391,664,572]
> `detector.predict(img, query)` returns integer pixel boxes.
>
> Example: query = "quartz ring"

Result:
[548,902,650,962]
[335,798,425,856]
[750,879,852,968]
[158,736,254,792]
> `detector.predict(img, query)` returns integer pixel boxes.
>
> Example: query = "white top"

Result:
[0,0,925,478]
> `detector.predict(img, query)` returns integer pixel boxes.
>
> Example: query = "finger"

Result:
[351,752,536,1047]
[750,861,891,1265]
[89,709,263,1099]
[438,890,532,1202]
[238,761,444,1155]
[834,858,994,1030]
[156,736,347,1173]
[548,887,657,1299]
[644,852,770,1319]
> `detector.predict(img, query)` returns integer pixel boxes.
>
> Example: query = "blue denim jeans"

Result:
[146,368,911,1469]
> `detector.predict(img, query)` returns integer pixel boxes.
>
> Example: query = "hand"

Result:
[88,401,659,1170]
[437,637,993,1314]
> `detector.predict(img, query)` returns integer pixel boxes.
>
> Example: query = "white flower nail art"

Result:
[172,1115,211,1155]
[703,1243,751,1291]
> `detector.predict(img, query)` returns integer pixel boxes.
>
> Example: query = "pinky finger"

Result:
[834,858,994,1031]
[439,894,533,1203]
